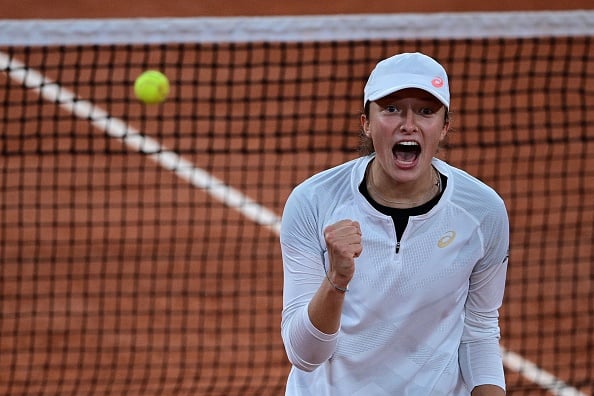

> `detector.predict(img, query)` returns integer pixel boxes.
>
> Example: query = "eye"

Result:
[383,104,400,113]
[419,107,435,115]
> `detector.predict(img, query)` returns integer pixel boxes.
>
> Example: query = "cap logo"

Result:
[431,77,444,88]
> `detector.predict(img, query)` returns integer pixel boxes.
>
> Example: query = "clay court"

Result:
[1,1,593,396]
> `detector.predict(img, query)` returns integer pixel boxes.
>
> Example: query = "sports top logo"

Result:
[437,230,456,248]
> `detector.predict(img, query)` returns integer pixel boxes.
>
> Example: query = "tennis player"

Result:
[280,52,509,395]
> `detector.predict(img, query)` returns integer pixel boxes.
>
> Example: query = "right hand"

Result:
[323,220,362,285]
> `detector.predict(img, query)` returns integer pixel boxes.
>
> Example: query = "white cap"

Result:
[363,52,450,109]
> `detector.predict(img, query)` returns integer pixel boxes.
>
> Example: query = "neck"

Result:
[366,162,441,208]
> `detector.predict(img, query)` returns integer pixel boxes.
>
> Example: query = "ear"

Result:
[440,121,449,141]
[439,113,450,141]
[360,114,370,137]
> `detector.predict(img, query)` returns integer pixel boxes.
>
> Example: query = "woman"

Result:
[280,52,509,395]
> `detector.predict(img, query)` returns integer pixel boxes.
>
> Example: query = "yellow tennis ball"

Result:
[134,70,170,104]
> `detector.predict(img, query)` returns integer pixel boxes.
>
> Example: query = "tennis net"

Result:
[1,11,593,395]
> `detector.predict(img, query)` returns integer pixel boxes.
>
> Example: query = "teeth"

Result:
[393,141,421,160]
[393,141,420,162]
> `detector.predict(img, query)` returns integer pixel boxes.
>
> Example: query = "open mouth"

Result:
[392,141,421,164]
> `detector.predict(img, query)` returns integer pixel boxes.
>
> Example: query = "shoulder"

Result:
[437,162,509,260]
[280,156,368,243]
[436,160,508,226]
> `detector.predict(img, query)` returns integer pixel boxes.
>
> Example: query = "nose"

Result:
[400,107,418,133]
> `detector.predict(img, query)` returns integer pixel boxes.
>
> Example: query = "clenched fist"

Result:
[324,220,362,286]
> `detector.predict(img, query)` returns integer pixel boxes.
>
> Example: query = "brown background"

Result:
[1,0,593,19]
[1,1,592,396]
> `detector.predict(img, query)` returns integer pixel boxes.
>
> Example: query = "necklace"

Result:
[367,164,442,208]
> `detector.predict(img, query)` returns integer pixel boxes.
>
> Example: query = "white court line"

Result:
[0,52,281,234]
[501,347,587,396]
[0,51,586,396]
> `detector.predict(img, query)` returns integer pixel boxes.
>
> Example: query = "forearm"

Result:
[308,272,348,334]
[280,217,360,370]
[282,301,340,371]
[308,218,359,333]
[282,266,349,370]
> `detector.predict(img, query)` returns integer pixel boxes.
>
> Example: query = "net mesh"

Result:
[1,12,593,395]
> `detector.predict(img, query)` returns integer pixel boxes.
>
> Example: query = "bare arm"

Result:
[308,220,362,334]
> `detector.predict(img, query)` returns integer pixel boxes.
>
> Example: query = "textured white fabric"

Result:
[280,155,508,395]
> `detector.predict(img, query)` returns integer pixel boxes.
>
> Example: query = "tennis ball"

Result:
[134,70,170,104]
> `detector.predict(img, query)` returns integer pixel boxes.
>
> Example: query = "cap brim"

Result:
[366,83,449,109]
